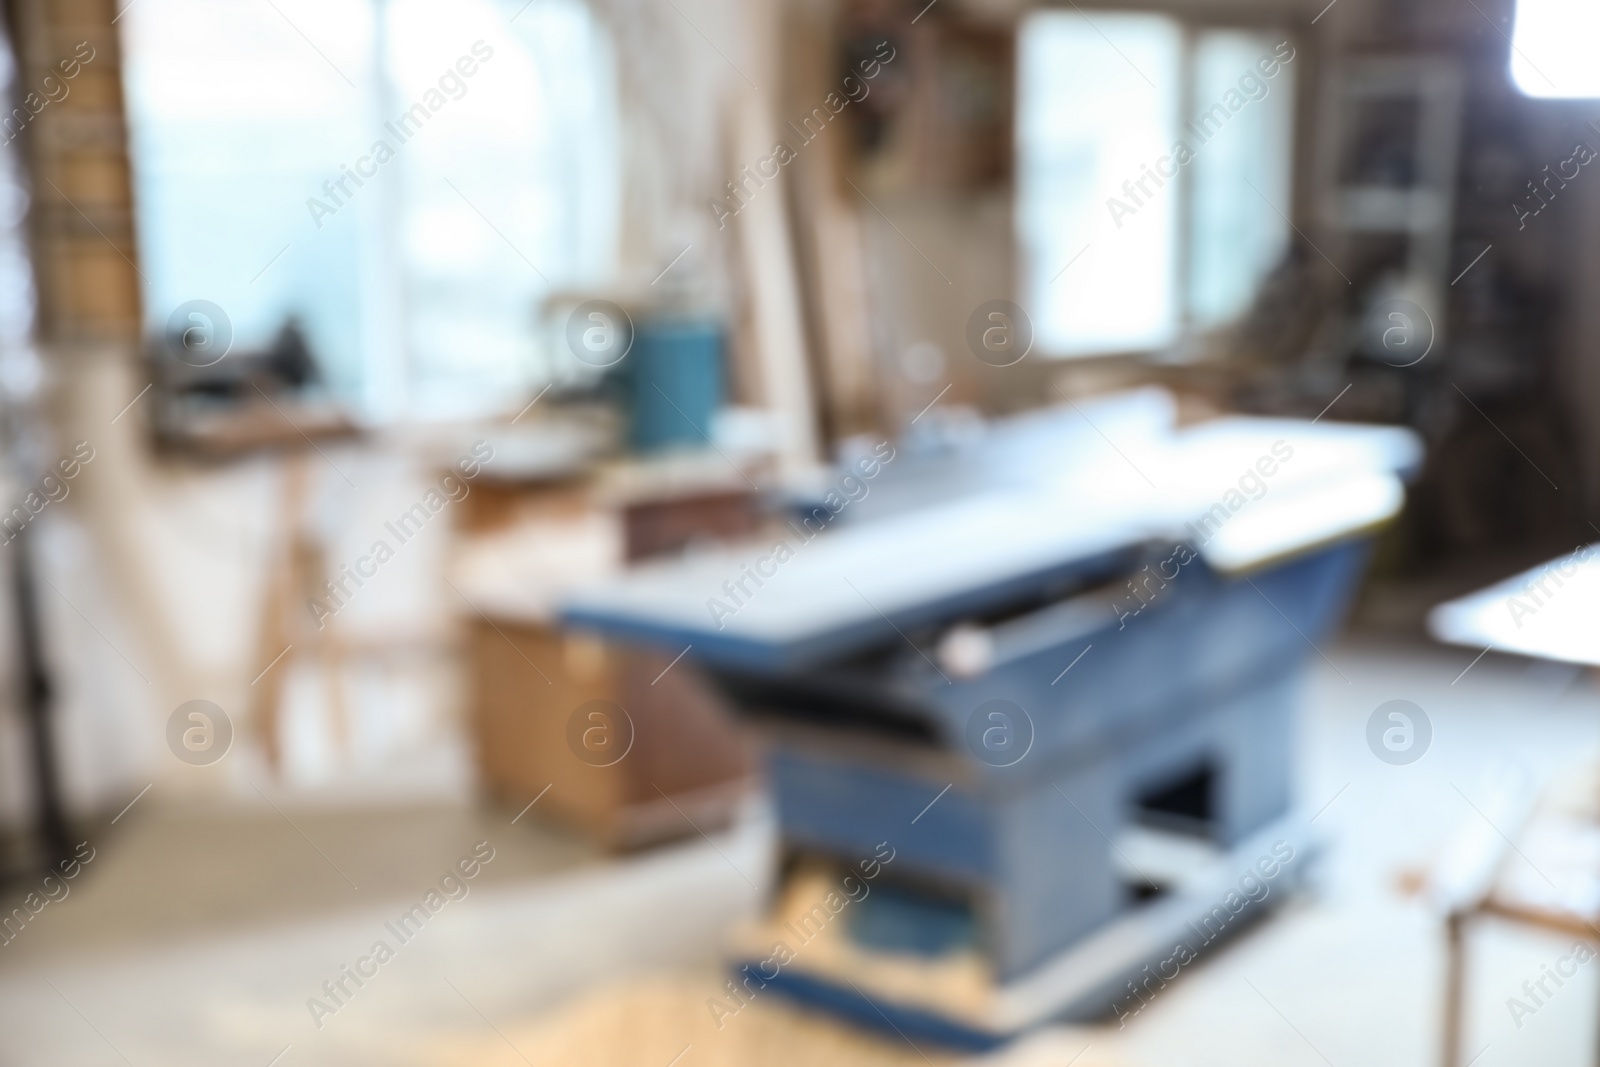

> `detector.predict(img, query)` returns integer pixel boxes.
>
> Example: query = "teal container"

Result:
[626,318,724,453]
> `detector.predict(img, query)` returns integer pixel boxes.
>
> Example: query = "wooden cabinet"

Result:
[468,613,752,850]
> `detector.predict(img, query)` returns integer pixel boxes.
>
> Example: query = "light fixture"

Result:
[1511,0,1600,98]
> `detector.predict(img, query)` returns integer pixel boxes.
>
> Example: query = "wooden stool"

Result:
[1435,764,1600,1067]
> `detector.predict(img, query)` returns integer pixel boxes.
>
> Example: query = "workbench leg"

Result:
[1440,911,1468,1067]
[12,525,71,872]
[1594,934,1600,1067]
[252,453,313,772]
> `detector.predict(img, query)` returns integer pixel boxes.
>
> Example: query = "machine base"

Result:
[736,811,1320,1051]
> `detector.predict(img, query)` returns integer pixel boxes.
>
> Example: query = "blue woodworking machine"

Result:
[562,391,1420,1046]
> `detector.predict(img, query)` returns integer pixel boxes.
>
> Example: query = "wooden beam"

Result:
[9,0,140,345]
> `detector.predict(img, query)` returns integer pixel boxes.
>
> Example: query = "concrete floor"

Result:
[2,636,1598,1066]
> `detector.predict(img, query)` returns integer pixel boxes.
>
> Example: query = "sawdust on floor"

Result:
[424,972,954,1067]
[732,865,995,1026]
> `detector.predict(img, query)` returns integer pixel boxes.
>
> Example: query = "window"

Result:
[1017,12,1295,358]
[1509,0,1600,98]
[122,0,619,421]
[1186,30,1295,329]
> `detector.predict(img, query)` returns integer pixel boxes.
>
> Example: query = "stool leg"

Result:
[1441,911,1467,1067]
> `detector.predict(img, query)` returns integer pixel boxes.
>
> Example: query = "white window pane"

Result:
[387,0,617,417]
[123,0,377,400]
[124,0,620,422]
[1511,0,1600,98]
[1017,11,1182,356]
[1186,31,1294,329]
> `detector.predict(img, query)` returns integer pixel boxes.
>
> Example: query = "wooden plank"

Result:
[782,1,881,445]
[727,92,822,477]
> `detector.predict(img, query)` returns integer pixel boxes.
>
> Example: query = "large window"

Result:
[122,0,619,420]
[1017,12,1294,358]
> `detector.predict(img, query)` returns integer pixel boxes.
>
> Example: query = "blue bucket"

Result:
[626,318,724,453]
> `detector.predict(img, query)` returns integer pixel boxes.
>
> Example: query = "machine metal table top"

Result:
[562,392,1420,672]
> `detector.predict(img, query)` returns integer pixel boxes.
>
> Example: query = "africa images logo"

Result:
[1366,700,1431,765]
